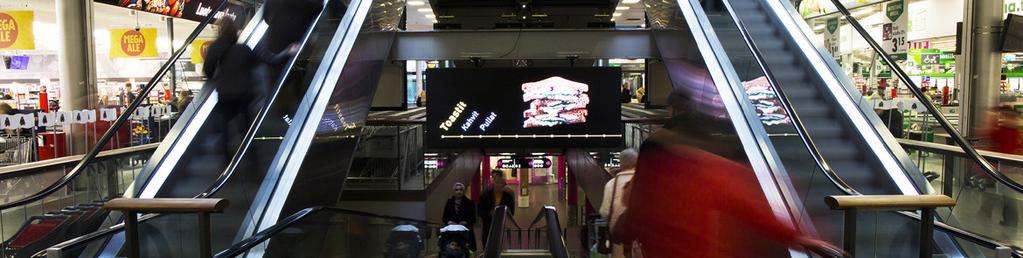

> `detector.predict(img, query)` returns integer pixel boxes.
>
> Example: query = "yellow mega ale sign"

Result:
[190,39,212,64]
[110,28,158,58]
[0,11,34,50]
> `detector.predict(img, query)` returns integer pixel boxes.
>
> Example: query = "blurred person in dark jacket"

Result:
[612,91,844,258]
[477,170,515,246]
[443,182,477,251]
[204,19,297,128]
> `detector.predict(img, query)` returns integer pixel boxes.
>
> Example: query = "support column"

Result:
[167,18,177,103]
[55,0,98,154]
[959,0,1003,139]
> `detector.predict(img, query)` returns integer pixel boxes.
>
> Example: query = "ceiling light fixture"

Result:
[425,14,436,18]
[616,6,629,10]
[408,0,425,6]
[623,0,640,3]
[417,8,432,13]
[613,12,622,17]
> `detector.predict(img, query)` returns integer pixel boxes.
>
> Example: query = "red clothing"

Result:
[614,141,799,258]
[991,123,1021,154]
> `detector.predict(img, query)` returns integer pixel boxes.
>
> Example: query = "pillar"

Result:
[557,155,566,198]
[958,0,1003,139]
[55,0,98,154]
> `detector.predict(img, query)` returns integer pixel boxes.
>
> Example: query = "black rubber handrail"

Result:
[822,0,1023,193]
[212,206,441,258]
[722,0,1023,256]
[482,205,513,258]
[0,0,231,211]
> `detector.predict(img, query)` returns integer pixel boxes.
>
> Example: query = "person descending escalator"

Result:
[612,91,845,258]
[203,18,298,162]
[599,148,638,258]
[442,182,477,252]
[477,170,515,246]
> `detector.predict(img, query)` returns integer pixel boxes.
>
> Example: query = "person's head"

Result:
[490,170,506,188]
[452,182,466,198]
[216,18,240,41]
[124,82,133,91]
[0,103,13,115]
[619,148,639,171]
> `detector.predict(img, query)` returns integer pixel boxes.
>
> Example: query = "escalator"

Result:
[39,0,405,257]
[479,206,570,258]
[679,0,1023,256]
[0,1,257,257]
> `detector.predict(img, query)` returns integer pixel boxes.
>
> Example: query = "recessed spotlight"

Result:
[432,19,438,23]
[613,12,622,17]
[616,6,630,10]
[408,0,425,6]
[417,8,432,12]
[425,14,436,18]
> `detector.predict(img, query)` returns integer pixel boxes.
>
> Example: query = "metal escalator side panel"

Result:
[564,149,613,209]
[756,0,926,195]
[237,1,406,254]
[647,0,811,257]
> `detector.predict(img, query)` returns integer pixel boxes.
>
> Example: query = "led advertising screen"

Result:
[425,67,623,148]
[94,0,248,22]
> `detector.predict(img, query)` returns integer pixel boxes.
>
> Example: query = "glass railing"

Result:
[346,122,426,190]
[813,0,1023,252]
[212,207,441,258]
[0,1,240,256]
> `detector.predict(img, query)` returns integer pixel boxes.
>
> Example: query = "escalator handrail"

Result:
[482,205,513,258]
[0,0,232,211]
[720,0,861,197]
[527,206,569,258]
[211,206,441,258]
[41,2,336,254]
[733,1,1023,256]
[822,0,1023,193]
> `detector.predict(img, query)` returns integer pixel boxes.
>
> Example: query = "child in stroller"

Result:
[385,224,423,258]
[439,224,472,258]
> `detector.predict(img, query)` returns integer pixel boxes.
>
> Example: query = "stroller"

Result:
[438,224,472,258]
[385,224,423,258]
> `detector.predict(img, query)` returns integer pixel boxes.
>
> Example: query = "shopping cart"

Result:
[0,136,35,166]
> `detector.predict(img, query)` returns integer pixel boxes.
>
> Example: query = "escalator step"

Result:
[770,69,808,81]
[815,139,861,160]
[792,105,831,118]
[763,54,798,66]
[804,120,845,138]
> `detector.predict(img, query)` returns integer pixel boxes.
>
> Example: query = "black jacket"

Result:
[477,187,515,223]
[203,36,290,104]
[443,197,477,226]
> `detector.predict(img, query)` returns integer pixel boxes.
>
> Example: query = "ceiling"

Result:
[403,0,645,30]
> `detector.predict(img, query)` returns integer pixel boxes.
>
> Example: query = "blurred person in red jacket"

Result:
[612,91,844,258]
[988,106,1021,155]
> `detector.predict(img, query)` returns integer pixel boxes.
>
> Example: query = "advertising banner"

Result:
[93,0,246,22]
[823,17,840,55]
[0,11,34,50]
[190,39,212,64]
[110,28,158,58]
[881,0,908,59]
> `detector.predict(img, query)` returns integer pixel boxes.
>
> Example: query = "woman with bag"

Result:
[598,149,638,257]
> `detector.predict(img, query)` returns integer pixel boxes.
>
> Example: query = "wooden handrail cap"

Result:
[103,198,228,213]
[825,195,955,210]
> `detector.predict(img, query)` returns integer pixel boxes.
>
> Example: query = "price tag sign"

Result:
[824,18,840,54]
[881,1,908,57]
[921,54,940,65]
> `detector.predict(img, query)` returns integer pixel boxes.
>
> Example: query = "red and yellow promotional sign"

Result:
[190,39,212,64]
[0,11,34,50]
[110,28,158,58]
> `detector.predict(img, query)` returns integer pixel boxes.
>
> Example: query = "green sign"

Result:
[886,1,905,22]
[827,18,839,34]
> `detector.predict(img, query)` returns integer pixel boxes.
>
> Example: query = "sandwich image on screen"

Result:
[522,76,590,128]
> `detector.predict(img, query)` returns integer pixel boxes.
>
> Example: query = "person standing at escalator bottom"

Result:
[478,170,515,247]
[203,18,298,162]
[612,91,845,258]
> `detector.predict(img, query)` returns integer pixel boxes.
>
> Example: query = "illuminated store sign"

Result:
[94,0,247,22]
[497,157,552,169]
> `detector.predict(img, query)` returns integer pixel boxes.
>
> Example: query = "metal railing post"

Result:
[843,209,857,257]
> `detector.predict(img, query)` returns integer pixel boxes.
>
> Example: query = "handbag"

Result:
[595,177,619,254]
